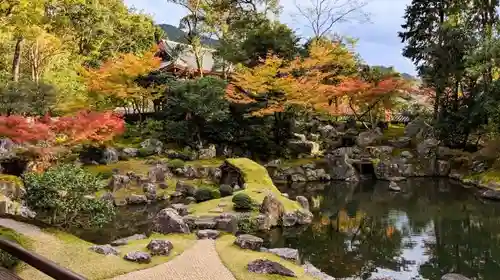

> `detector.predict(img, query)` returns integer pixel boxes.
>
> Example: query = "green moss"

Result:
[84,160,151,176]
[465,169,500,189]
[186,158,224,167]
[0,175,23,188]
[0,226,33,271]
[189,158,301,216]
[18,228,197,280]
[280,158,320,168]
[382,124,405,140]
[216,235,316,280]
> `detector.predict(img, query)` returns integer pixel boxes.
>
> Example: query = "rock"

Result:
[295,209,313,225]
[389,136,412,148]
[255,214,271,231]
[89,245,120,256]
[148,164,170,183]
[121,148,139,158]
[142,183,157,200]
[290,173,307,182]
[480,189,500,200]
[140,139,163,155]
[158,182,168,189]
[400,150,413,159]
[186,197,196,204]
[417,138,439,158]
[108,175,130,192]
[175,181,196,197]
[356,129,382,147]
[234,234,263,251]
[209,208,224,213]
[247,259,296,277]
[215,214,238,233]
[302,262,334,280]
[268,248,299,262]
[198,144,216,159]
[111,234,148,246]
[172,204,189,216]
[282,212,298,227]
[170,191,183,198]
[19,206,36,218]
[259,193,284,227]
[295,196,309,210]
[0,179,25,200]
[123,251,152,264]
[318,125,336,139]
[183,166,201,179]
[437,160,451,176]
[125,194,147,205]
[153,208,190,234]
[147,240,173,256]
[325,152,358,181]
[194,218,217,230]
[404,118,427,138]
[472,160,488,173]
[282,193,289,198]
[389,181,401,192]
[102,147,119,164]
[196,229,220,239]
[441,274,471,280]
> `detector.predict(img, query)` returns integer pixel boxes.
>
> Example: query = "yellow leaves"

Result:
[229,39,358,116]
[82,47,161,101]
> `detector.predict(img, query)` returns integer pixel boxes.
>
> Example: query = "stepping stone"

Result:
[89,244,120,256]
[147,240,173,256]
[247,259,296,277]
[196,229,220,240]
[124,251,152,264]
[234,234,263,251]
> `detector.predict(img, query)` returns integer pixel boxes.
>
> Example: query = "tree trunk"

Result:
[193,48,204,77]
[12,36,23,82]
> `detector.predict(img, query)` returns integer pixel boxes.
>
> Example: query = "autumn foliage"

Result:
[0,111,125,145]
[228,39,411,117]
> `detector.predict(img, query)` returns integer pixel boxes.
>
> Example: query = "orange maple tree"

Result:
[227,39,358,116]
[82,47,162,116]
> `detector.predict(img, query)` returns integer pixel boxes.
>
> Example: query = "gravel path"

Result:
[112,239,236,280]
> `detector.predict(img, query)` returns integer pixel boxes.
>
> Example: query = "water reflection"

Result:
[272,179,500,280]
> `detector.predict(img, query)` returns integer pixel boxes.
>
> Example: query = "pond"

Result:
[72,178,500,280]
[269,179,500,280]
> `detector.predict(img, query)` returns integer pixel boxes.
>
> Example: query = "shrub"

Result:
[168,159,185,169]
[96,170,114,180]
[232,193,253,210]
[138,147,156,158]
[211,189,221,199]
[195,187,213,202]
[23,164,115,229]
[0,226,32,270]
[219,184,233,197]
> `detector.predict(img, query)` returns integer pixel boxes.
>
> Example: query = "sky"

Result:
[124,0,417,76]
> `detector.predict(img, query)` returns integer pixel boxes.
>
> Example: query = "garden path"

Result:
[111,238,236,280]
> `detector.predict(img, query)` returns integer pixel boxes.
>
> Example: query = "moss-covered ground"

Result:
[215,235,315,280]
[13,225,197,280]
[189,158,301,216]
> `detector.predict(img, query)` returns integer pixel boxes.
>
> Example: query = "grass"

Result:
[17,228,197,280]
[279,158,321,168]
[465,168,500,189]
[382,124,406,140]
[189,158,301,216]
[215,235,316,280]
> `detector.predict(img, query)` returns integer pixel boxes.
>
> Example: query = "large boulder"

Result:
[140,139,164,155]
[126,194,147,205]
[295,196,309,210]
[302,262,334,280]
[325,153,358,181]
[153,208,190,234]
[148,164,170,183]
[147,240,173,256]
[121,147,139,158]
[175,181,196,197]
[234,234,263,251]
[198,144,216,160]
[404,118,428,138]
[108,174,130,192]
[267,248,299,262]
[247,259,296,277]
[417,138,440,158]
[259,193,284,227]
[102,147,119,164]
[142,183,157,201]
[356,129,382,147]
[196,229,220,240]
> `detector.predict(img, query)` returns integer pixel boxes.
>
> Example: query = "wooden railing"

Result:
[0,238,87,280]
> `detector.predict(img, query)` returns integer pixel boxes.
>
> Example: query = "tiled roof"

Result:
[158,40,224,73]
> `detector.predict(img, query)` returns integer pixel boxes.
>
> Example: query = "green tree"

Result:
[23,164,115,229]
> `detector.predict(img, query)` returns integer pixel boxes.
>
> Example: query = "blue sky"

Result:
[124,0,417,76]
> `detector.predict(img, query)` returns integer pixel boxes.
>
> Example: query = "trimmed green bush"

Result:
[195,187,213,202]
[0,227,31,270]
[168,159,185,169]
[138,147,155,158]
[219,184,233,197]
[211,189,221,199]
[232,193,253,210]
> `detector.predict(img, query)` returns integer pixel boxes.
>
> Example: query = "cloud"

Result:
[123,0,417,75]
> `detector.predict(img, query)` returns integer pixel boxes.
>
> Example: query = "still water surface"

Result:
[270,179,500,280]
[74,179,500,280]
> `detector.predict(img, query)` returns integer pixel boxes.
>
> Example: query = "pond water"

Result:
[72,178,500,280]
[270,179,500,280]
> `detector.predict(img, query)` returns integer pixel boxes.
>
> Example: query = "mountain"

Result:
[158,24,219,47]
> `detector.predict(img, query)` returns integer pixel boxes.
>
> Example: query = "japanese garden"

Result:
[0,0,499,280]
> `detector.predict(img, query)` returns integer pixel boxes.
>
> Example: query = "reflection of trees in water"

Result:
[276,178,500,280]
